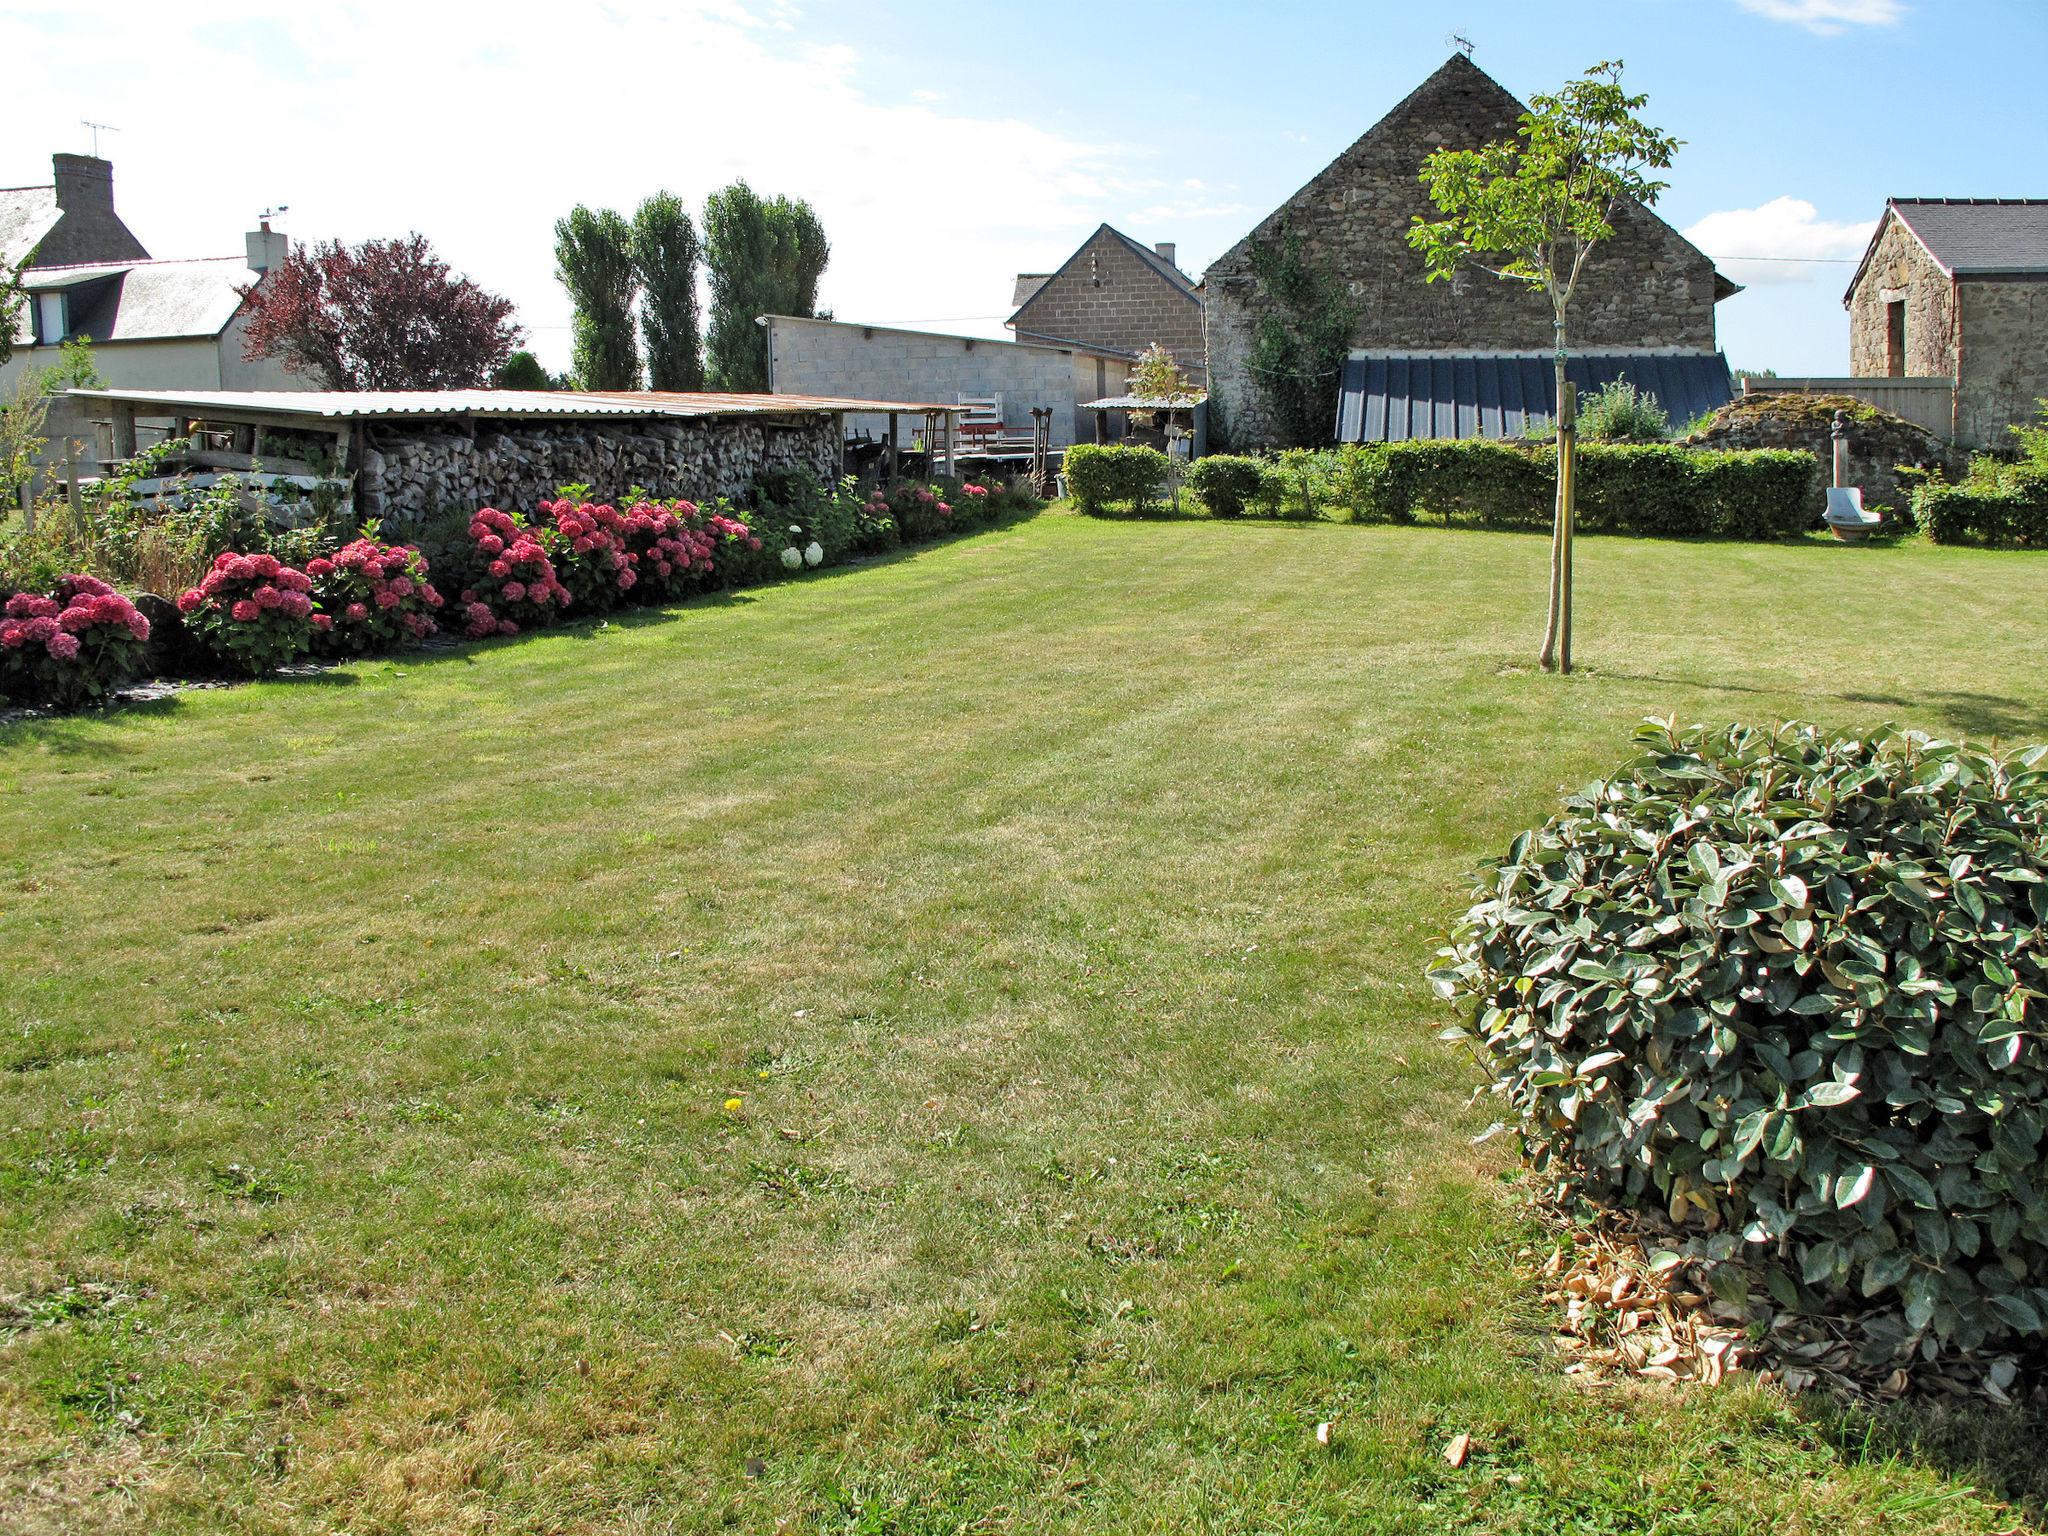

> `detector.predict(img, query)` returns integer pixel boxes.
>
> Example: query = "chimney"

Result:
[1154,240,1177,269]
[52,152,117,214]
[247,218,289,274]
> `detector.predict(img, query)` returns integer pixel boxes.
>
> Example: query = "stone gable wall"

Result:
[1956,279,2048,448]
[1012,228,1206,379]
[1846,214,1957,383]
[1204,57,1722,449]
[356,415,838,530]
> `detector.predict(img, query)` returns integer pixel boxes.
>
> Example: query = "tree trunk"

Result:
[1538,356,1568,671]
[1557,378,1577,675]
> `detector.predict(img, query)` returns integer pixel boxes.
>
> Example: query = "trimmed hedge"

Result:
[1065,444,1168,515]
[1185,455,1263,518]
[1162,441,1818,539]
[1433,720,2048,1359]
[1353,441,1818,539]
[1913,474,2048,548]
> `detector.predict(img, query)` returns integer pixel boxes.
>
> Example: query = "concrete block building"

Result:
[763,315,1128,449]
[1201,54,1739,449]
[1844,198,2048,446]
[1008,224,1204,382]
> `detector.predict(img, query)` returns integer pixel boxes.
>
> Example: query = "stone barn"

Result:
[64,388,963,530]
[1008,224,1205,383]
[1202,53,1740,449]
[1845,198,2048,447]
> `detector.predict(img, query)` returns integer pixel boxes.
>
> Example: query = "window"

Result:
[36,292,66,345]
[1885,299,1906,378]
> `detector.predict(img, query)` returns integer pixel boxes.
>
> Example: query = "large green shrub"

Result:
[1913,473,2048,548]
[1064,444,1168,516]
[1432,719,2048,1357]
[1185,455,1264,518]
[1577,379,1672,443]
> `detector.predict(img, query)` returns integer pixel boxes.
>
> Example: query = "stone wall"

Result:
[1204,55,1724,449]
[1845,213,1957,384]
[1686,393,1967,519]
[355,413,839,530]
[1956,279,2048,449]
[1010,226,1206,379]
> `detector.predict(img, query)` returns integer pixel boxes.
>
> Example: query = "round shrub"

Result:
[540,498,635,609]
[1063,443,1166,515]
[1431,719,2048,1358]
[457,508,571,638]
[1185,455,1264,518]
[175,552,316,674]
[308,539,443,656]
[0,576,152,708]
[615,500,719,603]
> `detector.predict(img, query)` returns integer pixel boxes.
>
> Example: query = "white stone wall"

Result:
[767,316,1103,447]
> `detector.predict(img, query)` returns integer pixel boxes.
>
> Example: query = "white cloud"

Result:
[0,0,1175,371]
[1684,197,1877,287]
[1735,0,1906,35]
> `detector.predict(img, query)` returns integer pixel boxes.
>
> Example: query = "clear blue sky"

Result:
[8,0,2041,375]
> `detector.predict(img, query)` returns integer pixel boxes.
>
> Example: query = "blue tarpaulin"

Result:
[1334,351,1734,442]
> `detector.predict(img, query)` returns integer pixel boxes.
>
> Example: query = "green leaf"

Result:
[1836,1165,1876,1208]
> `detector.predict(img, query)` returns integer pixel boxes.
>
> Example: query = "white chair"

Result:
[1824,486,1881,541]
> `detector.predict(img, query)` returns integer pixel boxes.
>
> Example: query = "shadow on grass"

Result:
[1800,1393,2048,1527]
[1586,670,2048,742]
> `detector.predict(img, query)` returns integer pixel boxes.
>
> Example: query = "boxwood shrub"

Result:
[1913,473,2048,547]
[1185,454,1264,518]
[1431,719,2048,1358]
[1064,444,1168,515]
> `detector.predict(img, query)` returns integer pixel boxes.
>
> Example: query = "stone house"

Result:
[2,152,311,473]
[1008,224,1205,382]
[1203,54,1739,449]
[1844,198,2048,446]
[763,315,1129,449]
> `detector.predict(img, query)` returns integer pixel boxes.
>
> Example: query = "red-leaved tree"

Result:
[238,234,524,390]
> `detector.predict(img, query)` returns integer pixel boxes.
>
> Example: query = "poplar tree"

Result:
[632,192,704,391]
[554,206,641,390]
[702,182,830,392]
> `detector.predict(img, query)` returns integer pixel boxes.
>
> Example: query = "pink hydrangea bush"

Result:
[615,499,720,603]
[175,552,316,674]
[887,482,955,543]
[955,481,992,527]
[458,507,570,638]
[0,576,152,708]
[540,498,635,609]
[307,539,444,656]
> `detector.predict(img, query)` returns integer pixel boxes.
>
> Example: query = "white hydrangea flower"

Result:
[804,541,824,567]
[780,546,804,569]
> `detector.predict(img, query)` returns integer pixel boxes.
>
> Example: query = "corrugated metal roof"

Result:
[0,184,60,269]
[67,388,967,420]
[1336,352,1734,442]
[1079,394,1206,410]
[1891,198,2048,275]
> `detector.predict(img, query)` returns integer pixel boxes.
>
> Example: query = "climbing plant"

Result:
[1244,221,1358,449]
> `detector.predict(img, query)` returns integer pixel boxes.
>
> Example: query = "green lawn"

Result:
[4,509,2046,1534]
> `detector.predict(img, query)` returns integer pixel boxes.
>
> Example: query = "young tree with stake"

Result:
[1408,61,1679,674]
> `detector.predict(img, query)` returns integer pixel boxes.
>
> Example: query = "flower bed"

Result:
[541,499,636,609]
[176,552,317,674]
[0,576,152,707]
[308,540,444,656]
[457,509,572,637]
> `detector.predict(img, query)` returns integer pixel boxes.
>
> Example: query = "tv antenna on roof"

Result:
[1447,32,1476,57]
[81,120,120,156]
[260,204,291,228]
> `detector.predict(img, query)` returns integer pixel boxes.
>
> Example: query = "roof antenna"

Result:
[81,120,120,157]
[260,204,291,231]
[1447,32,1476,57]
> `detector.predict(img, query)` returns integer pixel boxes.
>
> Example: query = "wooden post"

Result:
[66,458,84,518]
[110,403,137,461]
[885,412,899,481]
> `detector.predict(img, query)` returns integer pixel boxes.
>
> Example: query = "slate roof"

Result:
[1336,351,1733,443]
[0,184,61,269]
[1887,199,2048,276]
[20,256,260,344]
[1011,273,1051,308]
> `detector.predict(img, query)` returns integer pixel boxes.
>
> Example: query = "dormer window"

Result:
[35,292,66,344]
